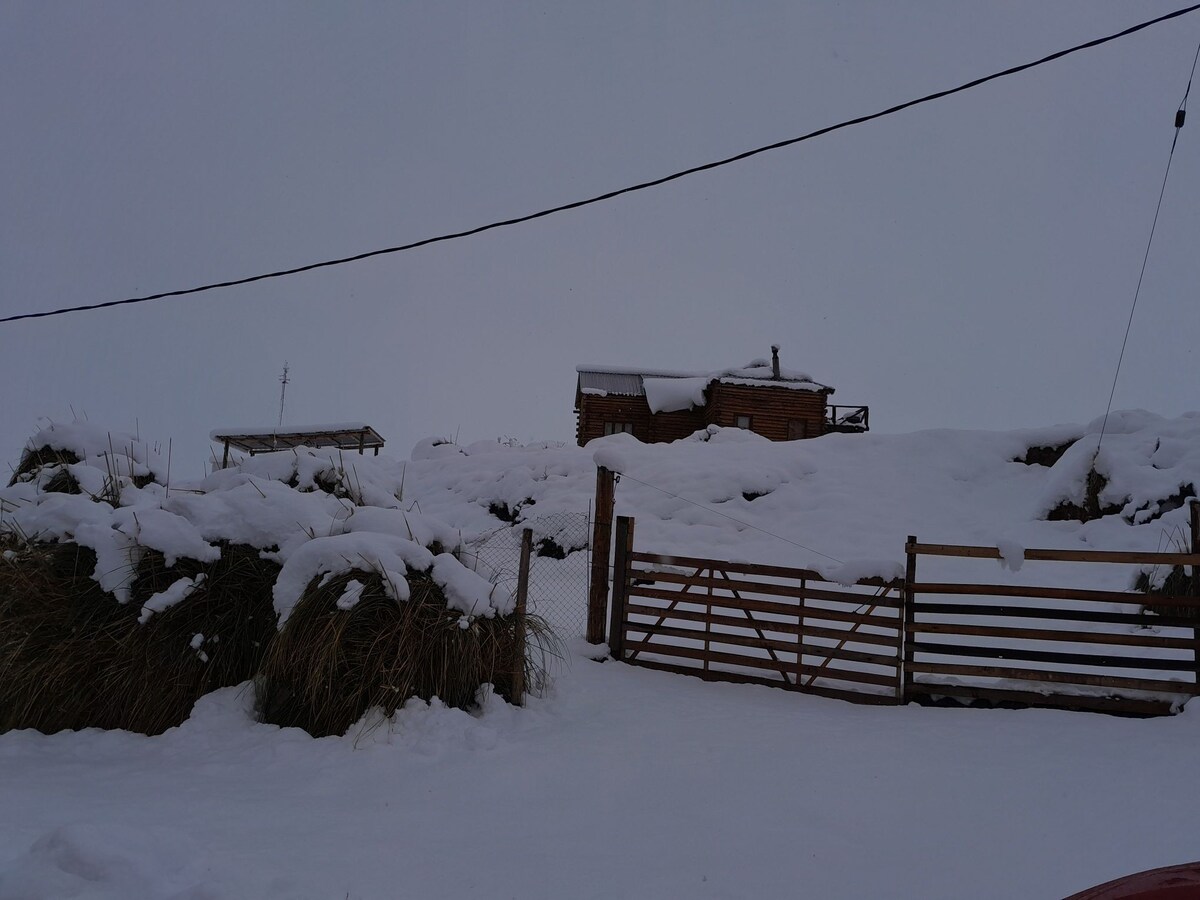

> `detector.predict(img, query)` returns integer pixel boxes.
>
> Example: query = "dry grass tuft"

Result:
[0,538,279,735]
[256,569,528,737]
[8,445,81,486]
[0,539,138,733]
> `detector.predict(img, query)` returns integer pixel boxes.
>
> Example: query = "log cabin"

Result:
[574,346,868,446]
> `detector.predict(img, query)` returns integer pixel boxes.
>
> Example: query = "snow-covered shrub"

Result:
[256,566,526,738]
[0,536,281,735]
[0,422,530,737]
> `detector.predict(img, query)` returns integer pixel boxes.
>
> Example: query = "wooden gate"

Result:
[904,538,1200,715]
[608,517,904,704]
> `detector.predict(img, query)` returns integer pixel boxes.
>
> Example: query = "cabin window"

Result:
[735,415,752,430]
[788,419,808,440]
[603,422,635,436]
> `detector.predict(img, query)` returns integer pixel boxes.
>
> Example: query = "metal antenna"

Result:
[272,362,290,450]
[277,362,290,430]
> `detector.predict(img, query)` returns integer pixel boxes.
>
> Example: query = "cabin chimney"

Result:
[770,344,781,379]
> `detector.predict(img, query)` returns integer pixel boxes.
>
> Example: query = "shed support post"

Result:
[221,440,230,470]
[587,466,616,644]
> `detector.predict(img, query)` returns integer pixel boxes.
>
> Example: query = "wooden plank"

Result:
[911,582,1200,609]
[907,542,1200,566]
[911,602,1199,629]
[625,602,803,636]
[632,569,805,599]
[908,640,1195,672]
[629,623,800,656]
[628,585,797,619]
[907,683,1175,716]
[629,551,902,589]
[799,623,902,649]
[622,638,793,677]
[792,585,904,608]
[913,621,1197,650]
[800,642,899,668]
[629,570,902,607]
[906,661,1200,695]
[802,606,903,629]
[630,551,823,581]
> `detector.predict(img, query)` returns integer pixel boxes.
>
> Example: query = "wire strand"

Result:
[3,4,1199,326]
[1096,35,1200,452]
[616,471,844,564]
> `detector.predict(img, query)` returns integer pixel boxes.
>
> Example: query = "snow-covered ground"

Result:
[2,649,1199,899]
[3,412,1200,898]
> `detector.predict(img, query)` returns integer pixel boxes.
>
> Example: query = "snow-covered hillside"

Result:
[408,410,1200,595]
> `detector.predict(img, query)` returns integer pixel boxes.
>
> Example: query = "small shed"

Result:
[574,347,868,446]
[211,423,385,468]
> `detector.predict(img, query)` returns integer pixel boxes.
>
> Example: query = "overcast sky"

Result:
[2,2,1198,475]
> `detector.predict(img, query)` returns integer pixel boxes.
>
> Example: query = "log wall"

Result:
[575,395,703,445]
[576,383,832,445]
[704,383,830,441]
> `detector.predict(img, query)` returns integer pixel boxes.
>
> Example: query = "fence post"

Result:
[587,466,616,644]
[511,527,533,706]
[1191,501,1199,682]
[901,535,917,705]
[796,577,806,690]
[608,516,635,661]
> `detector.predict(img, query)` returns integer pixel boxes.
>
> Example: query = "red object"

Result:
[1065,862,1200,899]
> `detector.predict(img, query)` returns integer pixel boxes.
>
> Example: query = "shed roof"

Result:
[211,423,386,455]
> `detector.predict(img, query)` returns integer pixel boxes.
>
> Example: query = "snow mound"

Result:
[0,431,511,623]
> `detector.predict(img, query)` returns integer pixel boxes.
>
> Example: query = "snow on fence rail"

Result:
[601,512,1200,716]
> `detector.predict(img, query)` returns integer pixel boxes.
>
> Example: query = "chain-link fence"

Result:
[465,511,591,639]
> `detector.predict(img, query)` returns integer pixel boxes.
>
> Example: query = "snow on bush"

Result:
[0,423,512,621]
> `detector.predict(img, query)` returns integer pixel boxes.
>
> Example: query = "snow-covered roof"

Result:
[576,361,833,403]
[211,424,385,455]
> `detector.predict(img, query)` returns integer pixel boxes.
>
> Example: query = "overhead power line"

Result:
[1096,34,1200,451]
[4,3,1200,326]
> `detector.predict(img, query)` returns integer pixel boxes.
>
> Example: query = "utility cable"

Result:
[1096,36,1200,452]
[3,4,1199,326]
[615,471,844,564]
